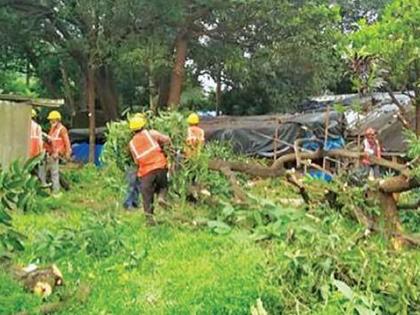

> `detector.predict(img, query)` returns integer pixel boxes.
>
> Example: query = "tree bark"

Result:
[95,65,118,121]
[148,63,158,112]
[60,64,76,124]
[379,175,420,194]
[377,191,405,249]
[215,68,222,116]
[157,71,171,109]
[416,98,420,137]
[86,64,96,164]
[168,33,188,109]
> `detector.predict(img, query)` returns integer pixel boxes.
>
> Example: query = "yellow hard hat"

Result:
[187,113,200,125]
[47,110,62,120]
[129,116,147,131]
[134,113,146,119]
[32,109,37,118]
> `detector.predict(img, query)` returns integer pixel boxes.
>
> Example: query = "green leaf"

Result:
[207,220,232,235]
[333,279,354,301]
[355,304,375,315]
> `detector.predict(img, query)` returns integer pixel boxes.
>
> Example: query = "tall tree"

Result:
[351,0,420,135]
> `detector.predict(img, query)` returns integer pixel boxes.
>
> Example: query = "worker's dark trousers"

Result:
[123,167,141,209]
[140,168,168,215]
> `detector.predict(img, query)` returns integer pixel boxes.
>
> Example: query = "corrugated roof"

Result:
[0,94,63,108]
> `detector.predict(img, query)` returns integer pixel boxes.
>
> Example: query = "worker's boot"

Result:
[157,191,169,208]
[145,214,157,226]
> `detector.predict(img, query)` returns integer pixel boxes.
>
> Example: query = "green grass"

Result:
[1,166,419,315]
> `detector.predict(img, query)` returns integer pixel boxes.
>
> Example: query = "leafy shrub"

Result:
[33,213,127,261]
[80,214,126,258]
[100,111,235,201]
[0,159,42,253]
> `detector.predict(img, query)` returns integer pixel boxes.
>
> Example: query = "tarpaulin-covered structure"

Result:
[202,92,413,158]
[202,112,346,158]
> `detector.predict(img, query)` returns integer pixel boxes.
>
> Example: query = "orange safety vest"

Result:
[362,138,381,165]
[47,123,68,155]
[129,130,168,177]
[185,126,205,157]
[186,126,205,145]
[29,120,43,158]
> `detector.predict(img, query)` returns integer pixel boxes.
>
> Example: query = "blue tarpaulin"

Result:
[309,169,333,182]
[72,143,104,166]
[302,136,345,151]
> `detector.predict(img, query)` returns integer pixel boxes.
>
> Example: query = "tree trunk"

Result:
[86,65,96,164]
[60,64,76,125]
[26,61,30,86]
[148,64,158,112]
[168,33,188,109]
[95,65,118,121]
[377,191,404,249]
[158,71,171,109]
[215,69,222,116]
[416,98,420,137]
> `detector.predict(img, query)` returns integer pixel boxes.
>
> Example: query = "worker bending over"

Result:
[185,113,205,158]
[128,115,171,224]
[43,111,72,194]
[362,127,381,179]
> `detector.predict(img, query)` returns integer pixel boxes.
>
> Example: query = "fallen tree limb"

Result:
[219,166,247,202]
[327,149,409,176]
[398,200,420,210]
[208,159,286,178]
[208,151,419,249]
[379,176,420,193]
[285,173,311,205]
[15,284,91,315]
[210,149,409,179]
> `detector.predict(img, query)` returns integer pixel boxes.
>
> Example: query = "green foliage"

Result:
[221,2,343,114]
[101,120,133,172]
[0,71,40,97]
[206,194,306,241]
[351,0,420,92]
[341,45,386,95]
[260,206,420,314]
[0,271,42,314]
[2,166,419,314]
[101,111,235,201]
[404,130,420,160]
[0,159,42,253]
[33,213,126,262]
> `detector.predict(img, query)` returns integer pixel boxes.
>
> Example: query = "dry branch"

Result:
[219,166,247,202]
[379,176,420,193]
[285,173,311,205]
[398,200,420,210]
[210,149,408,179]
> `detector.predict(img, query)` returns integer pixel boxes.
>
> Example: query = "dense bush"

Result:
[0,159,42,253]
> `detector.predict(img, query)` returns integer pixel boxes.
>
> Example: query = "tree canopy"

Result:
[0,0,415,119]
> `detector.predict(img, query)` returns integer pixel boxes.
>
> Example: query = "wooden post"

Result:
[274,125,279,161]
[322,106,330,170]
[86,64,96,164]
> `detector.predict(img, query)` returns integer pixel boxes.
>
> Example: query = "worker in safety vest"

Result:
[44,111,72,193]
[185,113,205,158]
[128,115,171,222]
[30,109,44,159]
[30,109,47,185]
[123,113,143,210]
[362,127,381,179]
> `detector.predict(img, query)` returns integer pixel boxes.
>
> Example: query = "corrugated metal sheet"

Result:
[0,100,31,167]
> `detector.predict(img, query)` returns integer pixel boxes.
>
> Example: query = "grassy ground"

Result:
[1,166,419,314]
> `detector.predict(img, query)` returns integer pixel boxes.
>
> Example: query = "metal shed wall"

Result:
[0,100,31,167]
